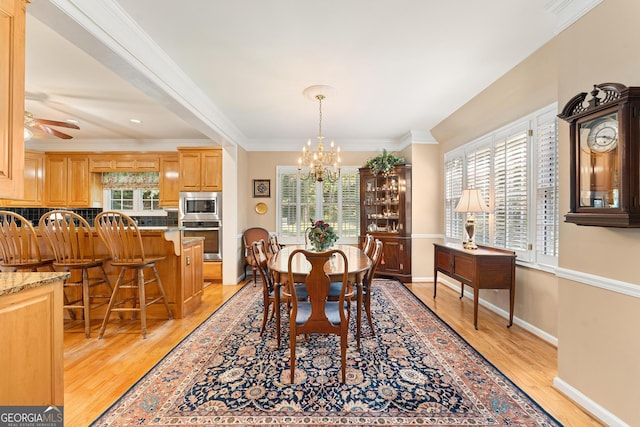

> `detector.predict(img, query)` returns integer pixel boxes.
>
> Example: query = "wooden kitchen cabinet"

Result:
[45,153,101,207]
[159,154,180,207]
[0,273,68,406]
[89,152,160,172]
[0,0,27,200]
[2,150,44,207]
[182,238,204,313]
[178,147,222,191]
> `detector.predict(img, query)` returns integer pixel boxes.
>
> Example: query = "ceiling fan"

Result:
[24,111,80,140]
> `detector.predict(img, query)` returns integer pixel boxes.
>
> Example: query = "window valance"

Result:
[102,172,159,190]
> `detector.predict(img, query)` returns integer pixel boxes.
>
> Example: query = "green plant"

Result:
[306,219,338,252]
[363,149,405,176]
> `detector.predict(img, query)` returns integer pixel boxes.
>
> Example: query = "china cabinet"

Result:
[559,82,640,227]
[359,164,411,282]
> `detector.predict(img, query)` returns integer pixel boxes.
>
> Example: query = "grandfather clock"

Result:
[558,82,640,227]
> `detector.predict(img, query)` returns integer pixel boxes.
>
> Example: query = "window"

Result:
[102,172,163,215]
[444,104,558,267]
[276,166,360,244]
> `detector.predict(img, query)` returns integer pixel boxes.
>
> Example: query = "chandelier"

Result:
[298,86,341,182]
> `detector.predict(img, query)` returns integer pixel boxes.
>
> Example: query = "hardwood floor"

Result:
[63,280,602,426]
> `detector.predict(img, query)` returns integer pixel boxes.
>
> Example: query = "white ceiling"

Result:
[24,0,599,151]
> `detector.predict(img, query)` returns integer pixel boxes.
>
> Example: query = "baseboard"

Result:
[416,277,558,347]
[553,376,630,427]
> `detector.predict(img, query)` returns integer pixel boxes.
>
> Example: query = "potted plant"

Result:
[363,149,405,176]
[306,219,338,252]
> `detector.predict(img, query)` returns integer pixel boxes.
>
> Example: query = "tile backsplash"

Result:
[0,207,174,227]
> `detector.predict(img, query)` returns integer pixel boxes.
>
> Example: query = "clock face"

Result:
[581,113,619,153]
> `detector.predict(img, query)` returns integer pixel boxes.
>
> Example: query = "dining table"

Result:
[268,244,371,349]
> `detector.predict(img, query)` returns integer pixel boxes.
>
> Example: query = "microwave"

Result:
[179,192,222,221]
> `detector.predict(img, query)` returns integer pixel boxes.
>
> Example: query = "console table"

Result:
[433,243,516,329]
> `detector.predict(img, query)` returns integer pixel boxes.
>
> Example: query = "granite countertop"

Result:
[0,272,70,297]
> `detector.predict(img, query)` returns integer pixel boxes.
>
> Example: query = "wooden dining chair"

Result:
[362,234,374,259]
[252,239,307,348]
[39,210,116,338]
[242,227,271,284]
[251,239,280,337]
[268,234,281,255]
[94,211,173,339]
[285,248,353,384]
[361,239,384,337]
[0,211,54,272]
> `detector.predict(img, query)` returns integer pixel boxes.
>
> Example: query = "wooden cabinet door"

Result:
[67,156,90,207]
[182,244,194,301]
[0,0,26,200]
[159,156,180,206]
[19,151,44,206]
[192,241,204,296]
[179,151,202,191]
[201,150,222,191]
[45,156,68,206]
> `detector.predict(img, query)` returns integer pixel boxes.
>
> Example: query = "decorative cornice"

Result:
[544,0,603,34]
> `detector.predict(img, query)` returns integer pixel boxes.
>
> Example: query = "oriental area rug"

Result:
[92,279,562,427]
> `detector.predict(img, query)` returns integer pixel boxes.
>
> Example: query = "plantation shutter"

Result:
[278,167,300,240]
[493,124,529,258]
[466,143,492,246]
[277,166,359,244]
[444,155,464,240]
[535,110,559,265]
[337,169,360,238]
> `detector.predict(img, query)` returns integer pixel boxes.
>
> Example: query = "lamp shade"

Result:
[455,189,489,213]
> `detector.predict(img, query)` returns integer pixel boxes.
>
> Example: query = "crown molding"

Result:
[399,130,438,146]
[243,138,400,152]
[545,0,603,34]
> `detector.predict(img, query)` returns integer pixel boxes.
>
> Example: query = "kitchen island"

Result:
[0,271,70,405]
[35,227,205,320]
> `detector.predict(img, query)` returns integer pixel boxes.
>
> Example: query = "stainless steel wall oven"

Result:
[179,192,222,260]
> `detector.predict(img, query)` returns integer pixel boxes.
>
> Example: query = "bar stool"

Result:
[0,211,54,272]
[94,211,173,339]
[39,210,115,338]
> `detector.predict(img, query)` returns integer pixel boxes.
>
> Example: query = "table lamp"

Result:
[455,188,489,250]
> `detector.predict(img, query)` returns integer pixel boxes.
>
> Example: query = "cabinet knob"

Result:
[186,256,191,265]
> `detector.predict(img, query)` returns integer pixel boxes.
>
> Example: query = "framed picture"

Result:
[253,179,270,198]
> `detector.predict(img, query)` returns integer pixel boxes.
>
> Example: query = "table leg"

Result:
[356,282,362,351]
[473,287,479,330]
[508,285,514,328]
[433,270,438,298]
[275,282,281,349]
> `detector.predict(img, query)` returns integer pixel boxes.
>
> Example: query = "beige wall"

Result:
[429,1,640,424]
[244,150,380,233]
[554,1,640,424]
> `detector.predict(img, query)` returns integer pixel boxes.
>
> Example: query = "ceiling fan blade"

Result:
[33,118,80,129]
[32,123,74,139]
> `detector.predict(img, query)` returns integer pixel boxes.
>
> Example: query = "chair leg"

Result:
[99,268,126,339]
[365,291,375,336]
[152,265,173,319]
[290,326,296,384]
[82,268,91,338]
[260,300,269,336]
[99,265,123,320]
[340,328,347,384]
[138,268,148,339]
